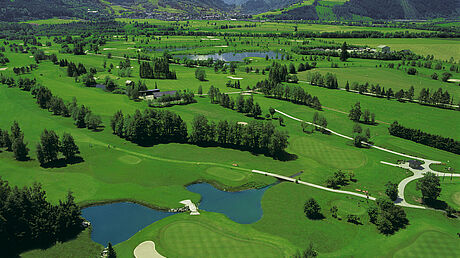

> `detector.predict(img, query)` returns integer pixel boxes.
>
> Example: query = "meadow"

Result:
[0,21,458,257]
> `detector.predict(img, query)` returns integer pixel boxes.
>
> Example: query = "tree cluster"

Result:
[0,121,29,161]
[389,121,459,154]
[309,72,339,89]
[148,90,196,107]
[326,170,355,189]
[0,178,83,255]
[140,58,176,79]
[368,198,408,235]
[36,129,80,166]
[190,115,289,158]
[257,79,322,110]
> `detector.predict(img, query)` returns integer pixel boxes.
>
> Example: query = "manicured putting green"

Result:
[452,192,460,206]
[394,231,460,258]
[291,137,367,169]
[118,155,142,165]
[205,167,247,181]
[331,199,366,216]
[159,221,283,257]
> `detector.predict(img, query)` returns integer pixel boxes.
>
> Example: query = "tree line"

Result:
[0,178,83,255]
[388,121,460,154]
[208,86,263,119]
[110,109,289,159]
[140,57,177,79]
[257,79,322,110]
[0,75,103,130]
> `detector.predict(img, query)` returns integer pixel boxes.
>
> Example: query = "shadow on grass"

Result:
[41,156,84,168]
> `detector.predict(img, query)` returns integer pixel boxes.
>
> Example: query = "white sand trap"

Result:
[0,68,8,71]
[134,241,165,258]
[103,48,117,50]
[447,79,460,83]
[227,76,243,80]
[180,200,200,215]
[127,47,141,50]
[215,45,228,48]
[241,93,252,96]
[237,122,248,126]
[29,56,34,58]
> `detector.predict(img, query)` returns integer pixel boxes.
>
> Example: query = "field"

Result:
[0,19,458,257]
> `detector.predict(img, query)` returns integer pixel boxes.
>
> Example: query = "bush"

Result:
[304,198,323,219]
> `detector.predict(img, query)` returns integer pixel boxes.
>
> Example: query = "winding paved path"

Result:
[275,109,458,209]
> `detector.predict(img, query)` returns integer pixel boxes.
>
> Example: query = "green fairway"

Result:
[160,220,284,257]
[393,231,460,258]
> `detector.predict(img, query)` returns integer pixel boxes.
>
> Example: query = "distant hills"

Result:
[0,0,458,21]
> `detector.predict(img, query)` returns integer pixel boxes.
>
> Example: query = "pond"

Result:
[82,183,271,246]
[186,183,268,224]
[81,202,175,246]
[175,51,282,62]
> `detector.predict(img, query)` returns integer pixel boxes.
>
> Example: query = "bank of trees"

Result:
[257,79,322,110]
[190,115,289,158]
[36,130,80,167]
[0,178,83,255]
[309,72,339,89]
[368,198,408,235]
[348,102,376,124]
[111,110,289,159]
[139,57,176,79]
[148,90,196,107]
[389,121,460,154]
[208,86,262,118]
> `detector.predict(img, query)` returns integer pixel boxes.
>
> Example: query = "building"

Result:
[139,89,177,99]
[408,160,423,169]
[377,45,391,53]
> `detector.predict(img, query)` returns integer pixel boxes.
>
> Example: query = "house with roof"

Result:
[377,45,391,53]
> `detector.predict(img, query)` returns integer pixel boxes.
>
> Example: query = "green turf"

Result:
[394,231,460,258]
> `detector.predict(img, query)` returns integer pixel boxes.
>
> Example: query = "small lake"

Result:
[187,183,268,224]
[81,202,175,246]
[82,183,270,246]
[175,51,282,62]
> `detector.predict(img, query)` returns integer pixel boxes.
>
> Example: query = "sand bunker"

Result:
[227,76,243,80]
[0,67,8,71]
[103,48,117,51]
[134,241,165,258]
[215,45,229,48]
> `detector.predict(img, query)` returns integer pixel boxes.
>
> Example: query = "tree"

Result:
[36,143,45,166]
[441,72,452,82]
[330,206,338,218]
[340,42,349,62]
[2,130,12,151]
[107,242,117,258]
[86,114,102,130]
[39,129,60,165]
[371,198,408,235]
[195,68,206,81]
[252,103,262,118]
[60,133,79,160]
[12,136,29,161]
[304,198,322,219]
[289,63,296,74]
[385,181,398,201]
[10,121,22,140]
[407,68,417,75]
[303,243,318,257]
[352,123,362,134]
[269,107,275,119]
[416,172,441,203]
[197,85,203,95]
[278,116,284,126]
[348,102,362,122]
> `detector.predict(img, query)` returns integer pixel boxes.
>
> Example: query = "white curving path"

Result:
[275,109,458,209]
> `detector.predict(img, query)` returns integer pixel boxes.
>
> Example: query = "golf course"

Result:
[0,16,459,258]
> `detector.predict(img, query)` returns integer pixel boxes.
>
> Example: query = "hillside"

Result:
[258,0,460,20]
[0,0,109,21]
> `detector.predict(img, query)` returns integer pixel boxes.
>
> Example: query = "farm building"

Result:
[139,89,177,99]
[377,45,391,53]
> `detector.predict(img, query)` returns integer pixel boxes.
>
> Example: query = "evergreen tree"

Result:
[60,133,79,160]
[340,42,349,62]
[12,136,29,161]
[107,242,117,258]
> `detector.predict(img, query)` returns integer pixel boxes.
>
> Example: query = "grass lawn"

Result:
[21,228,102,258]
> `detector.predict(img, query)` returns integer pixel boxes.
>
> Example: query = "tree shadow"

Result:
[41,156,84,168]
[423,199,448,210]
